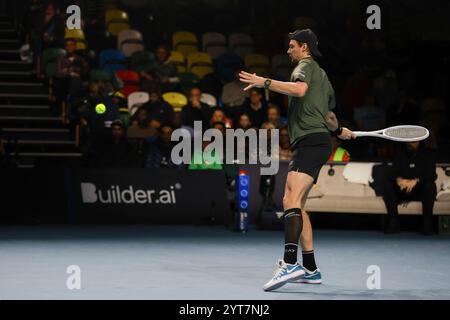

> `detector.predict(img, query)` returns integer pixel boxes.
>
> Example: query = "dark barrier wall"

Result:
[1,169,232,225]
[67,169,232,224]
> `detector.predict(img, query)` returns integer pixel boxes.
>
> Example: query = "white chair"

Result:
[202,32,227,60]
[118,29,145,57]
[128,91,149,115]
[200,93,217,108]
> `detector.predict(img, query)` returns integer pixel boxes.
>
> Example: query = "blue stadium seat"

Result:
[99,49,127,75]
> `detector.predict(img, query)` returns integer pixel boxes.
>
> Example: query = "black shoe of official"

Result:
[384,218,401,234]
[422,218,434,236]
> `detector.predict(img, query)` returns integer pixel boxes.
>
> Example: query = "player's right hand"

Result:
[338,128,357,140]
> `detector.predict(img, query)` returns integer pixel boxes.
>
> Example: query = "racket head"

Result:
[383,125,429,142]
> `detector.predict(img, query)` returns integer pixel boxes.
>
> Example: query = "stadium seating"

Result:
[272,54,293,81]
[216,52,244,82]
[202,32,227,60]
[200,93,217,108]
[99,49,127,75]
[168,51,187,73]
[187,52,214,79]
[117,29,145,57]
[131,50,155,72]
[115,70,140,98]
[128,91,150,116]
[172,31,199,57]
[89,69,111,82]
[245,53,270,75]
[162,92,188,112]
[178,72,200,95]
[42,48,65,78]
[229,33,254,58]
[105,9,131,37]
[64,28,87,50]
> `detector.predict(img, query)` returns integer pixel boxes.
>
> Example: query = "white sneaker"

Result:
[263,259,305,292]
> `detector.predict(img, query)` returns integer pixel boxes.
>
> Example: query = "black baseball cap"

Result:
[288,29,322,57]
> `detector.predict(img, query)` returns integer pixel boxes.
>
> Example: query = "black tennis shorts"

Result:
[288,132,332,184]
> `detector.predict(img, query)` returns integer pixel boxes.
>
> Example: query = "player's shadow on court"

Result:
[271,286,449,299]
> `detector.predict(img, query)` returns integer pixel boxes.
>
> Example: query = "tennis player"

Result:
[239,29,357,291]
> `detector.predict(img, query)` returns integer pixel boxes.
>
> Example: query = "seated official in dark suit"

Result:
[382,141,437,235]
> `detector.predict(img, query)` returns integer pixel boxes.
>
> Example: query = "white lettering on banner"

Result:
[80,183,179,205]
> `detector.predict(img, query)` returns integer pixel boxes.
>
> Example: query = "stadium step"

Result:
[0,39,19,49]
[1,128,72,140]
[4,139,77,152]
[0,82,46,94]
[0,70,37,80]
[8,152,84,168]
[0,105,52,117]
[0,116,64,128]
[0,22,82,168]
[0,60,34,72]
[0,49,20,60]
[0,93,49,104]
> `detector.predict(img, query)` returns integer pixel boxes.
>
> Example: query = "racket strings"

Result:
[385,127,428,139]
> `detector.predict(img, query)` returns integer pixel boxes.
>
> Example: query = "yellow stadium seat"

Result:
[245,53,270,75]
[162,92,188,112]
[172,31,199,57]
[187,52,214,79]
[168,51,186,73]
[105,9,129,24]
[105,9,130,37]
[64,28,87,50]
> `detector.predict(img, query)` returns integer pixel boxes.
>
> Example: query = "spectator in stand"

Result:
[53,39,89,106]
[328,136,351,162]
[145,125,182,169]
[182,87,211,129]
[145,85,174,129]
[237,113,252,130]
[127,105,158,139]
[209,109,226,127]
[279,125,292,162]
[33,2,65,76]
[267,104,281,129]
[90,120,138,168]
[242,88,268,128]
[140,45,179,92]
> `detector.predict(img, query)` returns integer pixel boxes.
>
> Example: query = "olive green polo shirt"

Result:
[288,57,335,145]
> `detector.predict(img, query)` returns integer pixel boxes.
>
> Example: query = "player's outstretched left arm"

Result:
[239,71,308,97]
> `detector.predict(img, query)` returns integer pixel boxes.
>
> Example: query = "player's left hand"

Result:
[338,128,357,140]
[239,71,265,91]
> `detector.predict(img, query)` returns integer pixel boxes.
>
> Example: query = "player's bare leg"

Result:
[263,172,312,291]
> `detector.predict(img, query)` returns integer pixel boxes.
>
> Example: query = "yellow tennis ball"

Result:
[95,103,106,114]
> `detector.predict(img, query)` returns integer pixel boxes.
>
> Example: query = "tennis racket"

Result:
[353,125,429,142]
